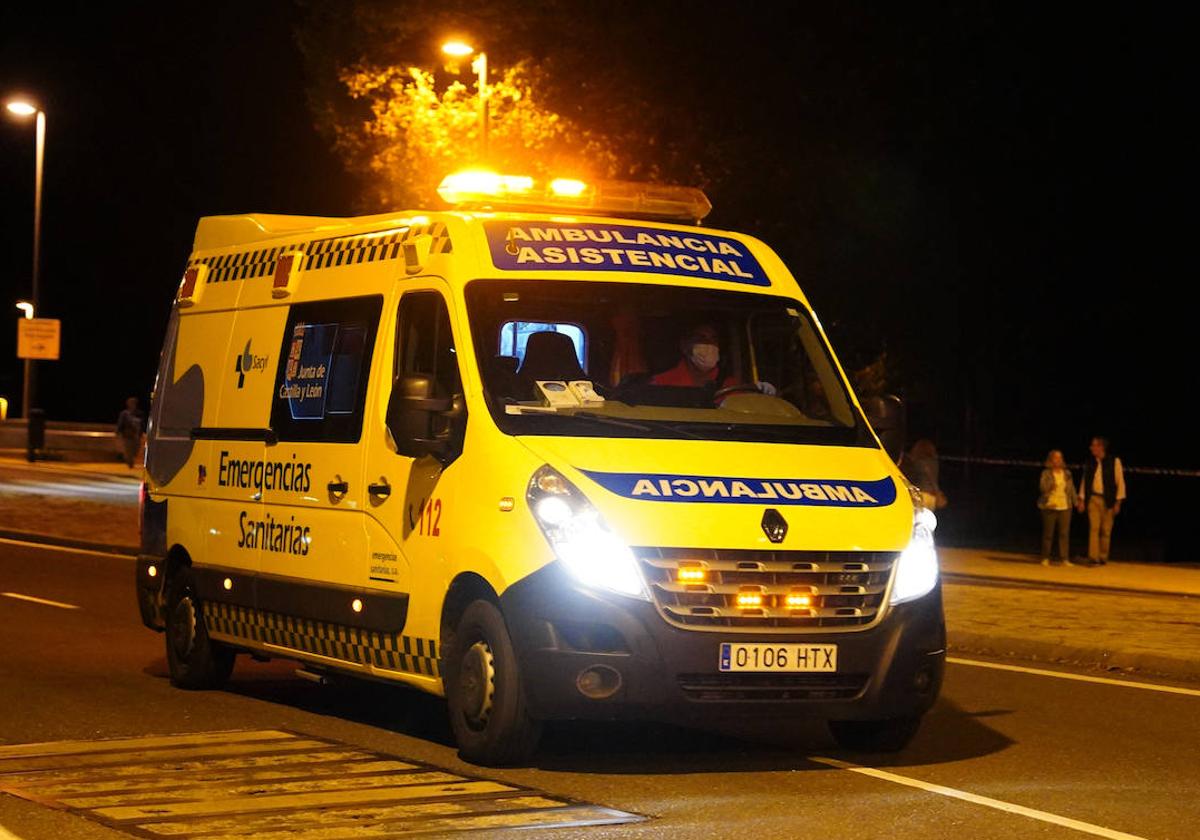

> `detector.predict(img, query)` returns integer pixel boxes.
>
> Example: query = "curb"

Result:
[947,630,1200,683]
[942,571,1199,600]
[0,527,137,557]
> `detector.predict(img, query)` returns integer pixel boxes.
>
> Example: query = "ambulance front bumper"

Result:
[500,561,945,723]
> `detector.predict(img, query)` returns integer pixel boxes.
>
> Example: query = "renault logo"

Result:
[761,508,788,544]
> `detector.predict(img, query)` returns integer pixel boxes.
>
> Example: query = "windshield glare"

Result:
[465,279,867,445]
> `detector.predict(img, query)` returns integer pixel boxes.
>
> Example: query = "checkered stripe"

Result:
[204,601,439,677]
[190,223,453,284]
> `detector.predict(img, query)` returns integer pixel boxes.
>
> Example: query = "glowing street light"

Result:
[5,97,46,424]
[15,302,34,319]
[441,40,474,58]
[441,40,489,157]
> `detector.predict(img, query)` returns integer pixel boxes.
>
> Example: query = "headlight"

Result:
[527,465,649,600]
[890,496,939,605]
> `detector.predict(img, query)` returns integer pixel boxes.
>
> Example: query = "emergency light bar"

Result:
[437,170,712,223]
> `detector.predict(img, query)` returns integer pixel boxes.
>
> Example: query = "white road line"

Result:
[812,756,1148,840]
[948,656,1200,697]
[0,536,133,560]
[1,592,80,610]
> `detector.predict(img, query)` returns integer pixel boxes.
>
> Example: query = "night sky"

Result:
[0,2,1190,473]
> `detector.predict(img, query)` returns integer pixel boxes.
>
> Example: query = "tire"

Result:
[443,600,542,766]
[164,566,235,690]
[828,715,922,753]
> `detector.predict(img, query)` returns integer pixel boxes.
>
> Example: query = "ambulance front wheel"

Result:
[164,566,235,690]
[828,715,922,753]
[444,600,543,766]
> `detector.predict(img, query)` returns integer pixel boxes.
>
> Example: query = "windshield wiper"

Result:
[568,411,708,440]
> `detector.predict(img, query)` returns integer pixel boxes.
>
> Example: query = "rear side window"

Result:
[499,321,586,370]
[271,295,382,443]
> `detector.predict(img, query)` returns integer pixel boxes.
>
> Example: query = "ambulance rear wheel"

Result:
[445,600,542,766]
[828,715,922,753]
[165,566,235,690]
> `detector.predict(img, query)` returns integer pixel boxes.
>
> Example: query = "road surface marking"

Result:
[0,536,132,559]
[0,729,642,836]
[948,656,1200,697]
[1,592,79,610]
[0,749,378,788]
[0,739,336,774]
[812,756,1148,840]
[0,729,295,759]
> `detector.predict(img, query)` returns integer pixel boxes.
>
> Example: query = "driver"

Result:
[650,323,739,389]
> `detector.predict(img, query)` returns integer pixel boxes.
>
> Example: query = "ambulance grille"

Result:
[635,548,897,632]
[677,673,869,702]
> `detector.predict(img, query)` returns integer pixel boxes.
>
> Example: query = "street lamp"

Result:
[441,40,488,157]
[5,98,45,422]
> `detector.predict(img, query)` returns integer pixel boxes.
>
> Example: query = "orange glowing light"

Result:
[438,170,534,204]
[549,178,588,198]
[736,591,763,608]
[786,593,813,609]
[676,565,707,583]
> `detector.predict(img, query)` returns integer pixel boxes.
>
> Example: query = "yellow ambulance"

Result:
[136,171,944,765]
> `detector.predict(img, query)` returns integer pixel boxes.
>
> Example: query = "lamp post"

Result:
[5,98,45,422]
[441,41,488,158]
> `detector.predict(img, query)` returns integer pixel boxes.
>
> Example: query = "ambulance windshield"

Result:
[465,280,870,445]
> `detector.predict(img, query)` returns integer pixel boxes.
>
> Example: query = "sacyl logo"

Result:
[234,340,269,389]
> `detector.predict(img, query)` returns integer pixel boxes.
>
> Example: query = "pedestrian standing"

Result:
[1075,436,1125,565]
[1037,449,1077,566]
[116,396,144,468]
[902,439,948,511]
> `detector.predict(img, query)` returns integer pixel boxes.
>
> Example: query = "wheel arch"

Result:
[164,543,193,584]
[440,572,499,641]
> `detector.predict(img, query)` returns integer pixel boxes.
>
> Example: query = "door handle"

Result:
[327,479,349,500]
[368,481,392,501]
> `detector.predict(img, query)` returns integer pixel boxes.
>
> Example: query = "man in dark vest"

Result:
[1075,436,1125,565]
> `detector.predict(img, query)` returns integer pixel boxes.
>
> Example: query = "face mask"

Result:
[689,343,720,372]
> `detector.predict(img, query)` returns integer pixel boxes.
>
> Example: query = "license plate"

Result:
[719,643,837,672]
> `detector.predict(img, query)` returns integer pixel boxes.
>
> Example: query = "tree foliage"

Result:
[335,59,619,210]
[295,0,715,213]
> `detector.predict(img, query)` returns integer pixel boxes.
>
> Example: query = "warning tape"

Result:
[937,455,1200,479]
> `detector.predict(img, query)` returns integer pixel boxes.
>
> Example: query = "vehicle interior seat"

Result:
[516,331,586,396]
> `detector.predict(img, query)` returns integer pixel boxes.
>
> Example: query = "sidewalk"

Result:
[939,546,1200,598]
[0,449,142,479]
[0,455,139,552]
[940,547,1200,682]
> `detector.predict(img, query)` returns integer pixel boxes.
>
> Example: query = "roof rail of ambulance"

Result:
[437,170,713,224]
[192,212,438,252]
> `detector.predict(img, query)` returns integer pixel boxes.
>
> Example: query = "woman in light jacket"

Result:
[1037,449,1078,566]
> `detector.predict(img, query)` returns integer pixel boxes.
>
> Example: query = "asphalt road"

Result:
[0,538,1196,839]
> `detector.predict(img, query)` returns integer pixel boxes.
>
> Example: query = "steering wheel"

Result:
[713,383,764,402]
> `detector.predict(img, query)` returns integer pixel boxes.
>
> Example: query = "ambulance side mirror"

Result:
[862,394,906,464]
[386,373,462,462]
